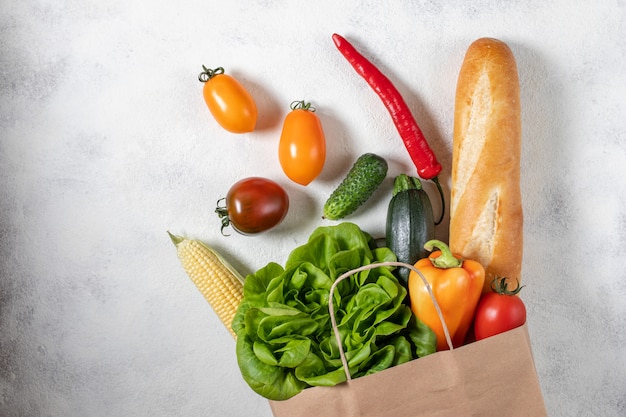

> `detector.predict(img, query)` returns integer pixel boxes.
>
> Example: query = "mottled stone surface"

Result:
[1,1,625,416]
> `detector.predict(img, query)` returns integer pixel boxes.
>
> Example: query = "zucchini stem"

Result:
[392,174,422,196]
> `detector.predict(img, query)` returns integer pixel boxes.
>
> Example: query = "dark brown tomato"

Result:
[216,177,289,235]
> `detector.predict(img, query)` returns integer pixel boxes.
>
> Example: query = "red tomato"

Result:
[199,66,257,134]
[278,101,326,186]
[474,278,527,340]
[215,177,289,235]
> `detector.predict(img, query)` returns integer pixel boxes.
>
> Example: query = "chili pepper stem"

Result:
[424,239,462,269]
[432,176,445,225]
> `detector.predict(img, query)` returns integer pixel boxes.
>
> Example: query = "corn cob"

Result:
[168,232,244,339]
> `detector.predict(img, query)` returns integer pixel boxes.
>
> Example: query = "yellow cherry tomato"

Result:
[278,101,326,186]
[199,66,257,134]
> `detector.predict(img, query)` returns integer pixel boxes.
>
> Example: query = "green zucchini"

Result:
[385,174,435,287]
[323,153,388,220]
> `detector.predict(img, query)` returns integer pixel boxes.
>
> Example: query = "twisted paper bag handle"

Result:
[329,261,453,383]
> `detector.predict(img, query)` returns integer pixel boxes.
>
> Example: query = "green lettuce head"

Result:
[232,222,435,401]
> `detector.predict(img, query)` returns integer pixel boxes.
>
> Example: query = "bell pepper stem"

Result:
[424,239,462,269]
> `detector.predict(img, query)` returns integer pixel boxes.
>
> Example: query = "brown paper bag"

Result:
[268,262,548,417]
[269,323,547,417]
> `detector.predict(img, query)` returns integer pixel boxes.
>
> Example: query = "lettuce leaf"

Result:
[234,222,436,401]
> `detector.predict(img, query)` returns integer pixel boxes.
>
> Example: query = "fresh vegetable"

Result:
[232,223,436,401]
[385,174,435,287]
[278,100,326,186]
[474,277,527,340]
[168,232,244,339]
[331,34,441,180]
[323,153,388,220]
[408,239,485,351]
[198,66,258,133]
[216,177,289,235]
[331,33,445,223]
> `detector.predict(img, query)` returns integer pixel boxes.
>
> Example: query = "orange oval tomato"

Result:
[278,101,326,186]
[199,66,257,134]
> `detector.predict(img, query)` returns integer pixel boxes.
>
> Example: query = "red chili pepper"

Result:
[332,33,445,223]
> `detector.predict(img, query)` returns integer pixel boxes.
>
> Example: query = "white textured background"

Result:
[1,0,625,416]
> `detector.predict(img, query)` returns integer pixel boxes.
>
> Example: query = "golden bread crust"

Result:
[450,37,523,292]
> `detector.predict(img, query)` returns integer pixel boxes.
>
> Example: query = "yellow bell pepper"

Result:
[408,239,485,351]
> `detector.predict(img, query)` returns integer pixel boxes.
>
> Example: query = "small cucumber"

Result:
[323,153,388,220]
[385,174,435,287]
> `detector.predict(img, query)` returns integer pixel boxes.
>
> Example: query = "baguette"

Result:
[450,37,523,293]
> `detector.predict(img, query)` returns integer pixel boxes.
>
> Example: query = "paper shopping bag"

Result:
[269,262,547,417]
[269,323,547,417]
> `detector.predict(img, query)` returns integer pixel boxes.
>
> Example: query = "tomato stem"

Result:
[424,239,462,269]
[198,65,225,83]
[491,276,524,295]
[290,100,316,112]
[215,198,232,236]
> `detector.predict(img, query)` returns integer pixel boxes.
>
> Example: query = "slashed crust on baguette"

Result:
[450,38,523,292]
